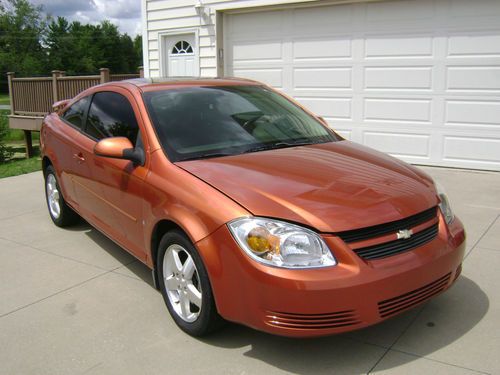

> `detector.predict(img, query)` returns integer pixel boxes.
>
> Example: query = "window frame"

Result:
[171,40,194,55]
[60,88,150,167]
[82,90,141,147]
[60,95,92,132]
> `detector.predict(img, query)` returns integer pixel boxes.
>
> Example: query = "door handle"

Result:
[73,153,85,163]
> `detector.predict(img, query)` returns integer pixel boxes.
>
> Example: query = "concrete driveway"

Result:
[0,167,499,375]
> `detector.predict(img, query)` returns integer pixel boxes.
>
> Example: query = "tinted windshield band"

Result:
[143,85,338,162]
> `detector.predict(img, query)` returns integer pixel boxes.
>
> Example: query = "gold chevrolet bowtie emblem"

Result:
[397,229,413,240]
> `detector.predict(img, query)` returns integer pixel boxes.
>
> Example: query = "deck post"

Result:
[24,130,34,158]
[100,68,110,84]
[51,70,62,103]
[6,72,15,115]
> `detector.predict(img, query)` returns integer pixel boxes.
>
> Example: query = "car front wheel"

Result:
[44,165,79,227]
[157,230,223,336]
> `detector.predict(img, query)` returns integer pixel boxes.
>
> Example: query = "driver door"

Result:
[76,89,149,261]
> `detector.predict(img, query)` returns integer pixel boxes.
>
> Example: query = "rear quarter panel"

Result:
[41,113,80,206]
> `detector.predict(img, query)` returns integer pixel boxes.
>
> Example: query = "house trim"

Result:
[141,0,149,77]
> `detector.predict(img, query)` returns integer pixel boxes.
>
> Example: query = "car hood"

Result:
[176,141,438,233]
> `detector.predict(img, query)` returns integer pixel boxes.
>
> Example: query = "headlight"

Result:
[435,182,454,225]
[228,217,336,269]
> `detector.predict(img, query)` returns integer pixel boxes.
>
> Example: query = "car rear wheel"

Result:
[44,165,79,227]
[157,230,223,336]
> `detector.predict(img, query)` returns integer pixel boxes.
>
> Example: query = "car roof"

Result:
[109,77,263,92]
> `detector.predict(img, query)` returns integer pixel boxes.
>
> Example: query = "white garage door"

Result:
[224,0,500,171]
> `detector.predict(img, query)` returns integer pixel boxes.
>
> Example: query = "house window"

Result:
[171,41,193,55]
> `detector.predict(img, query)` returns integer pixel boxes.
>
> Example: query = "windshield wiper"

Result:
[243,138,316,154]
[178,152,234,162]
[179,138,323,161]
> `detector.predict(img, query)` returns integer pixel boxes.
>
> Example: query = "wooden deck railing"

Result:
[6,67,143,157]
[7,67,143,117]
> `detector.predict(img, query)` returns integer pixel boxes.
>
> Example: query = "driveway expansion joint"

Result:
[464,214,500,260]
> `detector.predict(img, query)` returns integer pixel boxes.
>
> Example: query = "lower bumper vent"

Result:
[265,310,360,330]
[378,273,451,318]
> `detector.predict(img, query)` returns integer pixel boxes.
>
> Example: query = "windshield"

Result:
[143,85,339,162]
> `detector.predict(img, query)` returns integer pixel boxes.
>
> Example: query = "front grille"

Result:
[265,310,360,330]
[338,206,437,243]
[354,223,439,260]
[378,273,451,318]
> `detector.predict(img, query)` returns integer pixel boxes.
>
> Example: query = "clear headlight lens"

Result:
[435,182,454,225]
[228,217,336,269]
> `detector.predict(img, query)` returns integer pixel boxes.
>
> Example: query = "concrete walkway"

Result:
[0,105,10,110]
[0,168,499,374]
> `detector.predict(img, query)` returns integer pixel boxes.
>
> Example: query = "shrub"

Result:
[0,111,14,162]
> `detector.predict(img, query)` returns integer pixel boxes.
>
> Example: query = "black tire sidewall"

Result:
[157,230,220,336]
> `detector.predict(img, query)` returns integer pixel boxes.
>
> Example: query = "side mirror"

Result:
[94,137,145,166]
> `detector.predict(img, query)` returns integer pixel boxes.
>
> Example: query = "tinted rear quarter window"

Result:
[86,92,139,145]
[62,96,90,129]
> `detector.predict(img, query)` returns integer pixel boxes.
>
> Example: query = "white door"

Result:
[164,34,196,77]
[224,0,500,171]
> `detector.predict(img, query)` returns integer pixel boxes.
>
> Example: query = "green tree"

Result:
[94,20,123,72]
[0,0,48,76]
[1,0,143,92]
[120,34,135,72]
[133,34,143,70]
[45,16,72,72]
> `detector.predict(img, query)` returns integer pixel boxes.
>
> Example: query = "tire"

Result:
[157,230,224,336]
[44,165,79,227]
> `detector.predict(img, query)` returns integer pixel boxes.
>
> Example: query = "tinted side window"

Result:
[62,96,90,129]
[86,92,139,145]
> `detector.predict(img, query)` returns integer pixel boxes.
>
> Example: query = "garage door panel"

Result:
[447,31,500,57]
[227,10,284,37]
[450,0,500,18]
[292,5,353,30]
[443,136,500,164]
[364,99,432,123]
[292,37,352,60]
[231,40,283,63]
[364,34,434,59]
[364,67,433,90]
[445,100,500,128]
[295,97,352,120]
[293,68,352,90]
[363,131,431,159]
[446,66,500,92]
[365,0,435,23]
[232,68,283,88]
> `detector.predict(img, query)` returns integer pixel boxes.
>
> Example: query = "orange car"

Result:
[40,78,465,337]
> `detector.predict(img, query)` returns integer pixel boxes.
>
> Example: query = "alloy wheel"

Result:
[46,173,61,219]
[163,244,203,322]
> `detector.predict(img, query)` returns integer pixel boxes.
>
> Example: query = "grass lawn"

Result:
[0,155,42,178]
[0,94,10,105]
[1,109,42,177]
[0,142,42,178]
[4,128,40,142]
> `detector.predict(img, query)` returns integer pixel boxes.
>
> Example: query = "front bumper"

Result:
[195,215,465,337]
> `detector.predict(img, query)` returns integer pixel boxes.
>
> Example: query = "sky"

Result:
[31,0,142,36]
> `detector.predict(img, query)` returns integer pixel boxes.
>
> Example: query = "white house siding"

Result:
[143,0,500,171]
[143,0,318,77]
